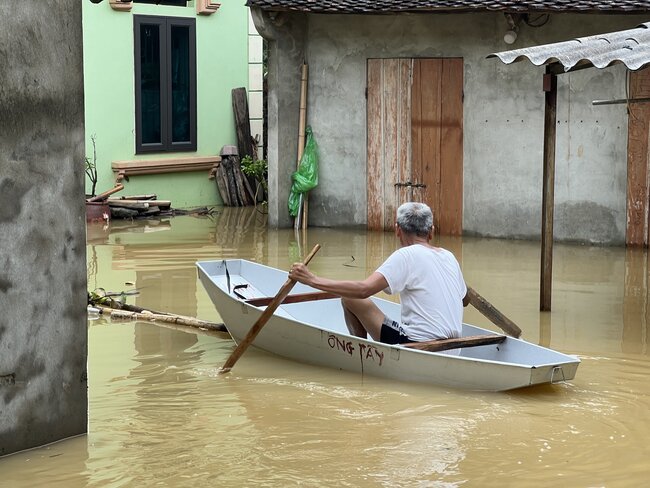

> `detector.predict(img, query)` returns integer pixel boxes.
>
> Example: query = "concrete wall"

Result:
[0,2,87,456]
[257,10,645,244]
[253,9,306,228]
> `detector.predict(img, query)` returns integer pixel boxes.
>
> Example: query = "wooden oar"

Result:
[246,290,338,307]
[242,284,522,339]
[219,244,321,374]
[466,286,522,338]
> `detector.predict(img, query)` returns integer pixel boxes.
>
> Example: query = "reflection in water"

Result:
[623,248,649,355]
[2,208,650,487]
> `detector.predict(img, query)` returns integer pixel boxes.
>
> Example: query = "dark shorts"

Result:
[379,316,412,344]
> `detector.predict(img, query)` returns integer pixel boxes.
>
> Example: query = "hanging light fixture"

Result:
[503,13,521,45]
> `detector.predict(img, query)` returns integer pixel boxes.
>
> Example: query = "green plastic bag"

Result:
[288,126,319,217]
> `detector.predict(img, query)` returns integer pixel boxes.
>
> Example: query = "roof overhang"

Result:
[488,21,650,73]
[246,1,650,15]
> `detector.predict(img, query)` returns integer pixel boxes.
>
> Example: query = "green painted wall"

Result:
[82,1,249,207]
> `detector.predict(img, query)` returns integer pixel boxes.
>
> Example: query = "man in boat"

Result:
[289,202,469,344]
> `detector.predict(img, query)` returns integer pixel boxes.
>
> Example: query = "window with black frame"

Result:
[134,15,196,153]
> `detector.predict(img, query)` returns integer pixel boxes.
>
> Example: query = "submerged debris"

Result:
[88,289,227,333]
[87,187,214,220]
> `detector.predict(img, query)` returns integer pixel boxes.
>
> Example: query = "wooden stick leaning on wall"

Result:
[232,87,259,202]
[219,244,321,374]
[294,63,309,231]
[87,184,124,202]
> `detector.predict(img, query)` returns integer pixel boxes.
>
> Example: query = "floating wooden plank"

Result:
[403,334,506,352]
[116,194,157,201]
[139,199,170,209]
[106,200,149,211]
[108,199,171,209]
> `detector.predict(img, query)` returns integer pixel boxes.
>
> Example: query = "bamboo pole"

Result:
[97,306,227,332]
[294,63,309,230]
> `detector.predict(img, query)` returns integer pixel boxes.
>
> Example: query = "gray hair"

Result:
[396,202,433,237]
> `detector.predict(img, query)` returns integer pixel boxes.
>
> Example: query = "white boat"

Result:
[197,259,580,391]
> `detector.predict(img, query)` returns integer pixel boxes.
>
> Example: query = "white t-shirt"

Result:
[376,244,466,341]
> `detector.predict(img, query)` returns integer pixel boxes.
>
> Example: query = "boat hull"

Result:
[197,259,580,391]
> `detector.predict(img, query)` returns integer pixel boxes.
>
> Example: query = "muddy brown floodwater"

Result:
[2,207,650,487]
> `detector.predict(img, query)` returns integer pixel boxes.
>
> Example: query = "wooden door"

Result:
[367,58,463,235]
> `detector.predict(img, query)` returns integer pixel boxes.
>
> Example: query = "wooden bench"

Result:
[111,156,221,182]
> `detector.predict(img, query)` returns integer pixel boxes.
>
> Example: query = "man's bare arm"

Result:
[289,264,388,299]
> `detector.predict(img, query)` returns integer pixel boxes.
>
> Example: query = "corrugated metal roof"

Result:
[246,0,650,14]
[489,22,650,71]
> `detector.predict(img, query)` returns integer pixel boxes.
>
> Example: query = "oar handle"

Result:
[219,244,321,374]
[466,286,522,338]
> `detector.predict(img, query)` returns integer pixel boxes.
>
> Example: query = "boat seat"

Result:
[403,334,506,353]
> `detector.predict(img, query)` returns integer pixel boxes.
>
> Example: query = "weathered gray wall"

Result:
[257,10,645,244]
[0,2,87,456]
[253,9,307,228]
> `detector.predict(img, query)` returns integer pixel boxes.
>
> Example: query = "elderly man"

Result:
[289,202,468,344]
